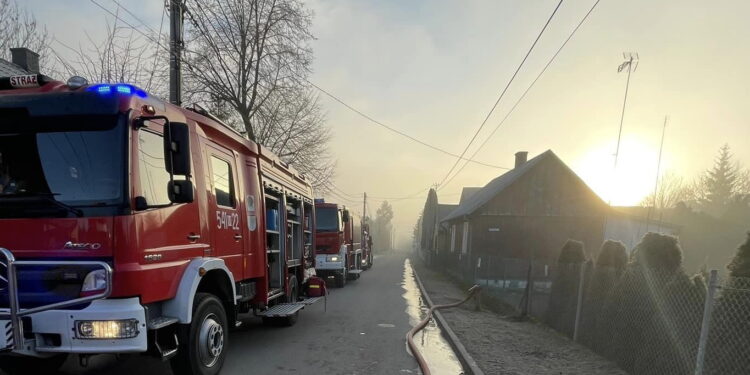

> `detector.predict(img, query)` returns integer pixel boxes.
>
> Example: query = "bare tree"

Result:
[0,0,53,71]
[253,85,335,190]
[182,0,334,188]
[54,13,168,97]
[183,0,313,139]
[641,171,696,209]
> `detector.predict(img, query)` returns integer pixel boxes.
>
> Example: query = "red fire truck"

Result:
[361,222,374,270]
[313,201,363,287]
[0,74,322,375]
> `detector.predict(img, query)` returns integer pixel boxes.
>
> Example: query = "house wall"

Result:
[470,215,605,261]
[463,155,608,261]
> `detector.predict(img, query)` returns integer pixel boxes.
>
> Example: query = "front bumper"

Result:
[0,248,147,356]
[3,297,147,355]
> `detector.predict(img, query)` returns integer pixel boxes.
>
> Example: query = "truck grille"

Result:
[0,263,98,309]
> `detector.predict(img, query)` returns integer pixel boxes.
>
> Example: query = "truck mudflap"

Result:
[0,248,145,356]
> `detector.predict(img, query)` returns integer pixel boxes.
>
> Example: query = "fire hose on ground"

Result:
[406,284,481,375]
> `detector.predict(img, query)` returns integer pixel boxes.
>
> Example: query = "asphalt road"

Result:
[59,251,438,375]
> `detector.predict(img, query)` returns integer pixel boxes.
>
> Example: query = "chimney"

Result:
[10,48,40,73]
[514,151,528,169]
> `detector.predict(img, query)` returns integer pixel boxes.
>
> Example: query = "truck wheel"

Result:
[0,354,67,374]
[170,293,228,375]
[335,269,346,288]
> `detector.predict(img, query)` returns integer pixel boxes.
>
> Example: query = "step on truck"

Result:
[0,74,321,375]
[314,201,363,287]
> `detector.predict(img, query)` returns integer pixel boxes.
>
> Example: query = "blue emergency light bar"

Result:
[314,198,325,204]
[87,84,147,98]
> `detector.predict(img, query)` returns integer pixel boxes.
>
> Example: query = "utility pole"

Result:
[169,0,184,105]
[646,116,668,232]
[362,192,367,251]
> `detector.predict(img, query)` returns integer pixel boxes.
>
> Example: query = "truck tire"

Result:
[170,293,228,375]
[334,268,346,288]
[0,353,67,374]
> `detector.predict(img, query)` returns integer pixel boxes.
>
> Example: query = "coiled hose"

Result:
[406,284,481,375]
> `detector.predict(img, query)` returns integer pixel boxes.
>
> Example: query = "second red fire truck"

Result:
[0,75,322,375]
[314,201,373,287]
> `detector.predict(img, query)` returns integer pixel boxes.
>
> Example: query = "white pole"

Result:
[573,263,587,341]
[695,270,719,375]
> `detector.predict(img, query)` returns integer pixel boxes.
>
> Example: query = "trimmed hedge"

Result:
[631,232,683,271]
[727,232,750,278]
[596,240,628,269]
[580,240,628,347]
[546,239,587,336]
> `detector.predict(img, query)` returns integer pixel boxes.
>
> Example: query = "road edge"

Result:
[410,259,485,375]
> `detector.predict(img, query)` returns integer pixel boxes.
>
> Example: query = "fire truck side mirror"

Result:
[342,209,350,223]
[164,122,191,176]
[168,180,194,204]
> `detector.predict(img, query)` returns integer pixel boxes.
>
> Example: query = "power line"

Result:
[439,0,602,190]
[436,0,564,190]
[329,183,429,202]
[109,0,161,36]
[97,0,504,174]
[89,0,174,57]
[304,79,510,170]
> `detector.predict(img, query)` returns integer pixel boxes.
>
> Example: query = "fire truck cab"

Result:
[0,75,320,375]
[314,201,362,287]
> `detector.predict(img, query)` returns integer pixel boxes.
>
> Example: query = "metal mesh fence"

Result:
[703,276,750,375]
[437,252,750,375]
[474,256,555,318]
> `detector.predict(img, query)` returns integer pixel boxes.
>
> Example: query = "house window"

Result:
[461,221,469,255]
[450,225,456,253]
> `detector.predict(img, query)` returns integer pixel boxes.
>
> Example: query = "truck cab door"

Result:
[206,145,244,274]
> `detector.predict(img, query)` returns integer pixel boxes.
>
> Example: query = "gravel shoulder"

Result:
[412,259,627,375]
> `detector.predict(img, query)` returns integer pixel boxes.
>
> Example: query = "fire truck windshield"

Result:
[0,115,125,218]
[315,207,340,232]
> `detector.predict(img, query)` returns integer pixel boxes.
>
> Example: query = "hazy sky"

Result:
[26,0,750,247]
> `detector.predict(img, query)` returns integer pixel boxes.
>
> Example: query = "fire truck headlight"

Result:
[81,269,107,294]
[326,255,339,262]
[76,319,139,339]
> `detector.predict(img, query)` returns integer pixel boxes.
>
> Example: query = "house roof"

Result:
[459,187,481,206]
[0,58,29,76]
[442,150,554,222]
[437,204,457,221]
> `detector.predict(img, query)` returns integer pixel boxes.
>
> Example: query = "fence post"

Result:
[572,263,586,342]
[694,270,719,375]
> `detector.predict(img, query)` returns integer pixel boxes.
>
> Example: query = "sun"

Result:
[575,137,662,207]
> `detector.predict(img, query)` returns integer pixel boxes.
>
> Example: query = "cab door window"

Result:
[137,130,171,205]
[210,156,235,207]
